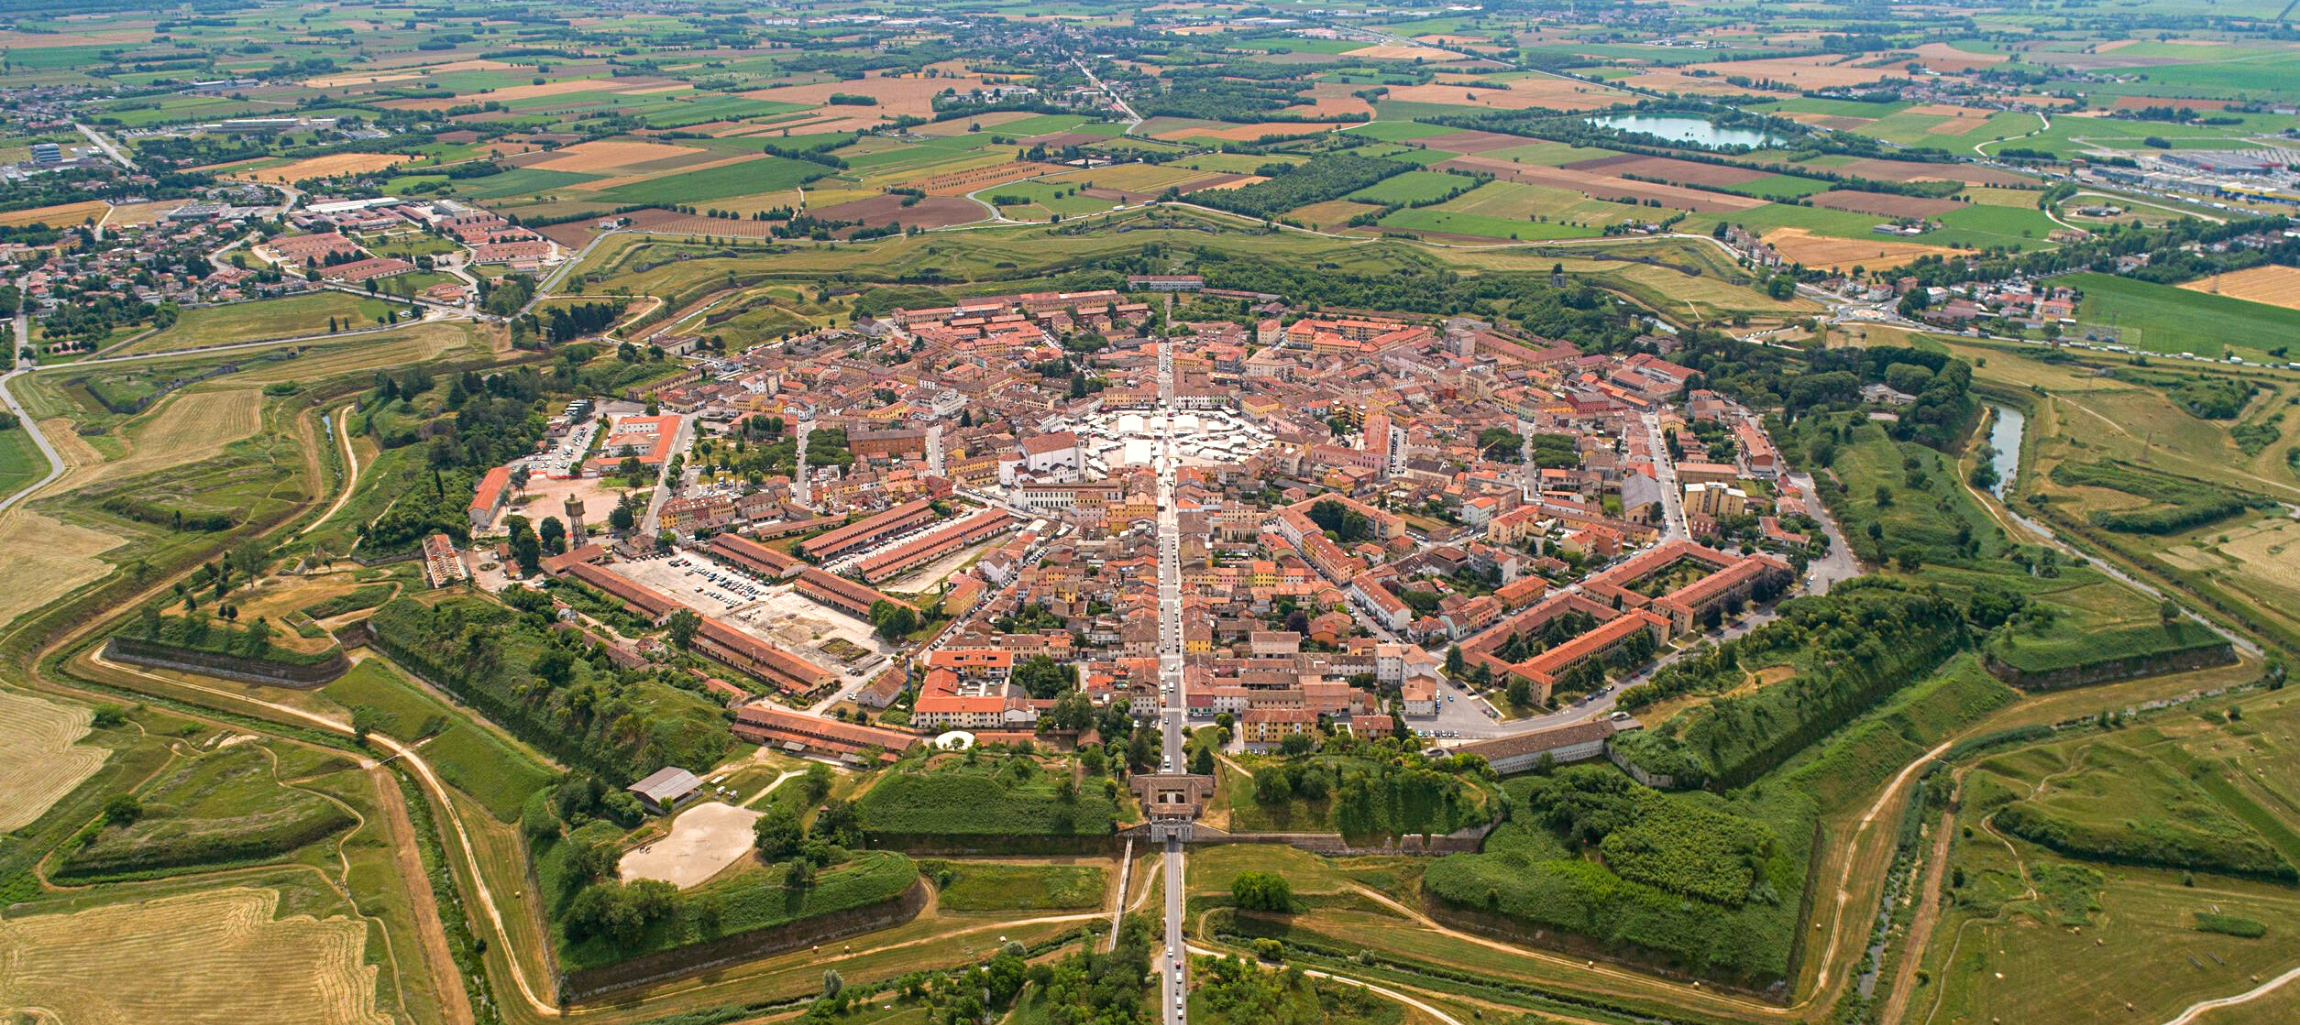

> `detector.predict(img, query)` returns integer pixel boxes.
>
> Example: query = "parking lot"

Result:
[610,552,894,682]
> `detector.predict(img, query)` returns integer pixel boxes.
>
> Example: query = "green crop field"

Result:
[2065,272,2300,357]
[125,293,399,355]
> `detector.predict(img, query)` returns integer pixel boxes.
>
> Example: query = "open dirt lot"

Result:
[0,689,109,832]
[619,801,764,888]
[524,139,708,174]
[2177,264,2300,310]
[1809,189,1964,217]
[1761,226,1968,270]
[227,153,421,184]
[101,200,183,228]
[0,887,391,1025]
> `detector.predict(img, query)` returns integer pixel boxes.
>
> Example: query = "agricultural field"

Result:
[0,688,108,832]
[122,293,405,356]
[0,887,394,1025]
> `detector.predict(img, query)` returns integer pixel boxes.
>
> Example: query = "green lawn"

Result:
[321,658,556,821]
[919,860,1106,912]
[0,423,48,499]
[127,293,396,355]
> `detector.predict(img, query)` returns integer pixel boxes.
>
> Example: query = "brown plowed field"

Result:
[811,194,985,229]
[1837,158,2032,187]
[1419,130,1541,154]
[1562,153,1772,187]
[1176,173,1252,194]
[910,161,1067,196]
[1438,156,1765,212]
[1381,77,1625,111]
[1809,190,1963,217]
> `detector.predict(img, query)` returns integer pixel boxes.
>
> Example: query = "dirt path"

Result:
[300,403,362,538]
[371,761,479,1025]
[739,769,805,809]
[1877,811,1955,1025]
[1342,883,1789,1017]
[2160,963,2300,1024]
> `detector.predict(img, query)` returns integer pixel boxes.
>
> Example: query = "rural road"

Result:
[0,307,64,516]
[2158,963,2300,1025]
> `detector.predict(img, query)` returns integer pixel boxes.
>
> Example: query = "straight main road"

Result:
[73,122,137,171]
[0,308,64,515]
[1153,300,1189,1025]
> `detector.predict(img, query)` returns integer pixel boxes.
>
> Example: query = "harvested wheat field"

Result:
[0,199,108,229]
[1761,227,1966,271]
[1907,42,2007,72]
[101,200,186,228]
[1154,121,1344,142]
[302,58,515,89]
[1345,44,1464,62]
[524,139,706,174]
[1689,55,1903,90]
[1809,190,1963,217]
[0,689,109,831]
[2178,264,2300,310]
[0,507,126,635]
[0,887,391,1025]
[77,388,263,487]
[1383,78,1625,111]
[227,153,420,184]
[744,74,991,118]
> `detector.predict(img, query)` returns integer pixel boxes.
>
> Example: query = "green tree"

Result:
[1231,871,1293,912]
[665,608,701,649]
